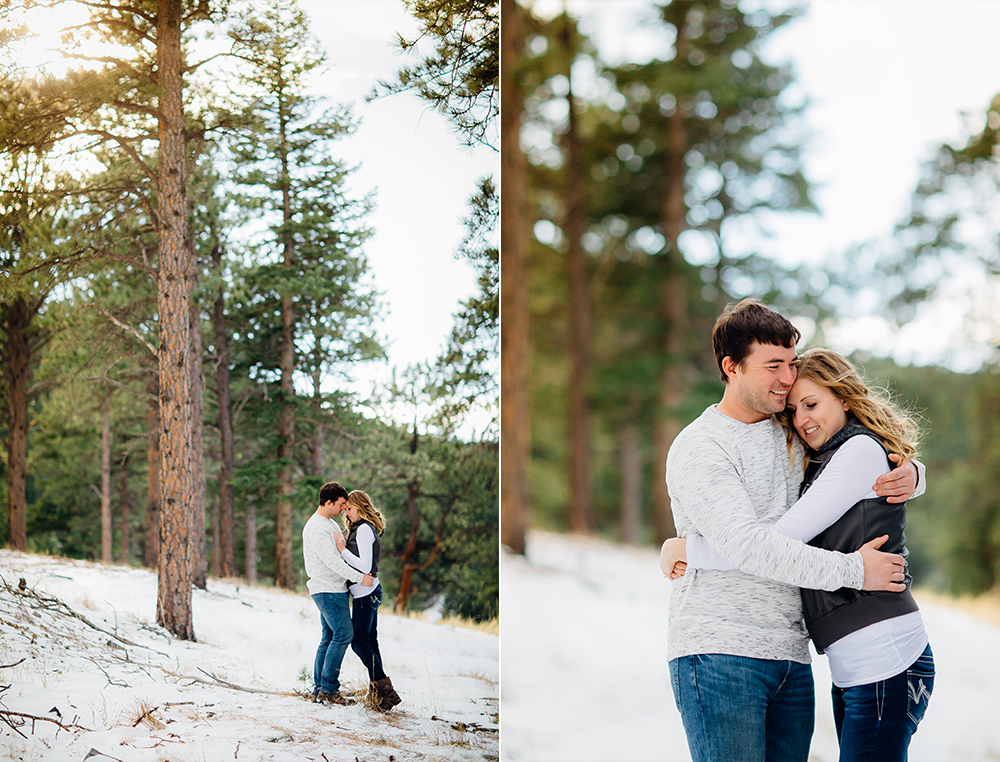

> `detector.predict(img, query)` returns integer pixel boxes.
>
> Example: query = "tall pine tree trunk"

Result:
[119,455,131,564]
[500,0,530,555]
[101,391,113,563]
[562,17,592,535]
[210,488,220,578]
[189,257,207,590]
[155,0,195,641]
[621,418,642,545]
[274,105,296,591]
[310,371,324,477]
[246,442,259,585]
[3,297,33,552]
[651,26,690,545]
[144,385,160,568]
[211,245,236,577]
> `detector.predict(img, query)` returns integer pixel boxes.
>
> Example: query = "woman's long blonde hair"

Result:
[345,490,386,536]
[779,348,921,469]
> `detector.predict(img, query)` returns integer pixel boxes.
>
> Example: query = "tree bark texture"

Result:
[274,98,296,591]
[211,245,237,577]
[562,19,593,535]
[499,0,530,555]
[101,391,113,563]
[189,257,207,590]
[144,387,160,568]
[3,297,33,552]
[155,0,195,641]
[119,455,131,564]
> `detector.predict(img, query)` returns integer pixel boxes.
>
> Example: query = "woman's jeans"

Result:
[350,586,386,682]
[831,643,934,762]
[311,592,353,695]
[670,654,815,762]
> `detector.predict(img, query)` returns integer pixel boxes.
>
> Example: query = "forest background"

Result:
[0,0,499,636]
[500,0,1000,600]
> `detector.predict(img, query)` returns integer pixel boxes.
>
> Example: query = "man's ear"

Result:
[721,355,739,381]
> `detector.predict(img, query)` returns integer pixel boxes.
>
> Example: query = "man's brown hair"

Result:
[712,298,801,383]
[319,481,348,505]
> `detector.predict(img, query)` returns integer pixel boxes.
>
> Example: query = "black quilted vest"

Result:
[344,518,381,577]
[799,422,919,653]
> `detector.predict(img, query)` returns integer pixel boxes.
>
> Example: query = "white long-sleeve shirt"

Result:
[665,405,865,664]
[342,522,381,599]
[685,434,928,686]
[302,513,364,595]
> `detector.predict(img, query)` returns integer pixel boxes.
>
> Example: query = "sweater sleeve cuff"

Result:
[848,551,866,590]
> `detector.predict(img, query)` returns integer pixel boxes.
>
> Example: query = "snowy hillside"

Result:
[501,531,1000,762]
[0,549,498,762]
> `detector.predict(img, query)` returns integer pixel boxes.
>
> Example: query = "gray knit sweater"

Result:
[302,513,365,595]
[664,405,865,663]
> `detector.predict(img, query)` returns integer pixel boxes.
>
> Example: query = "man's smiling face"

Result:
[728,341,798,422]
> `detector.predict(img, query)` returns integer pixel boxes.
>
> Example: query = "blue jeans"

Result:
[350,586,386,682]
[831,643,934,762]
[670,654,815,762]
[311,592,353,695]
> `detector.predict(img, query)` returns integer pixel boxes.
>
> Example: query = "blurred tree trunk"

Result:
[650,22,690,545]
[310,371,324,477]
[189,254,207,591]
[3,296,36,552]
[210,488,220,578]
[155,0,195,642]
[101,391,113,563]
[119,455,131,565]
[144,386,160,568]
[621,417,642,545]
[211,244,237,577]
[500,0,530,554]
[561,15,593,535]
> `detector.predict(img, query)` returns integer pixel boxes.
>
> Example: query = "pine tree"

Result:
[227,0,378,589]
[375,0,498,149]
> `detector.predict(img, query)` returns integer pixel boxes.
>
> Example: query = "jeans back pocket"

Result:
[906,645,934,727]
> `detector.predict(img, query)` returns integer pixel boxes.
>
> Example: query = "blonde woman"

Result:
[662,348,934,761]
[341,490,402,713]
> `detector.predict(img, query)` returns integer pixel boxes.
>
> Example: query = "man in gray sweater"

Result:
[663,299,921,762]
[303,481,374,705]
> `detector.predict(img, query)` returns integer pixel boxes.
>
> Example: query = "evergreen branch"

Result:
[89,305,158,356]
[87,376,158,402]
[75,129,156,183]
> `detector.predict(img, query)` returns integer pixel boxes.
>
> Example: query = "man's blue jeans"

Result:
[311,592,353,695]
[670,654,815,762]
[831,643,934,761]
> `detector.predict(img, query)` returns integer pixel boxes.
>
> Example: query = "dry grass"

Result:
[124,698,166,730]
[402,610,499,636]
[914,586,1000,628]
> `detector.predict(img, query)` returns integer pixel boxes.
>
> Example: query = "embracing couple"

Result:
[661,299,935,762]
[302,481,402,713]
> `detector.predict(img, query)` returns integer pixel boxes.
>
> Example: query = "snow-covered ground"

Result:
[0,549,498,762]
[501,531,1000,762]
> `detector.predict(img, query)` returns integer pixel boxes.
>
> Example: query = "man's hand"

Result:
[859,535,906,592]
[659,537,688,580]
[361,573,376,587]
[873,453,917,504]
[332,526,346,552]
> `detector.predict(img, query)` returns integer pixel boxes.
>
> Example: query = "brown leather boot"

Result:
[373,677,402,712]
[317,690,353,706]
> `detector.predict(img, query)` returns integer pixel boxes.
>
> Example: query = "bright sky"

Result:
[534,0,1000,370]
[301,0,498,375]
